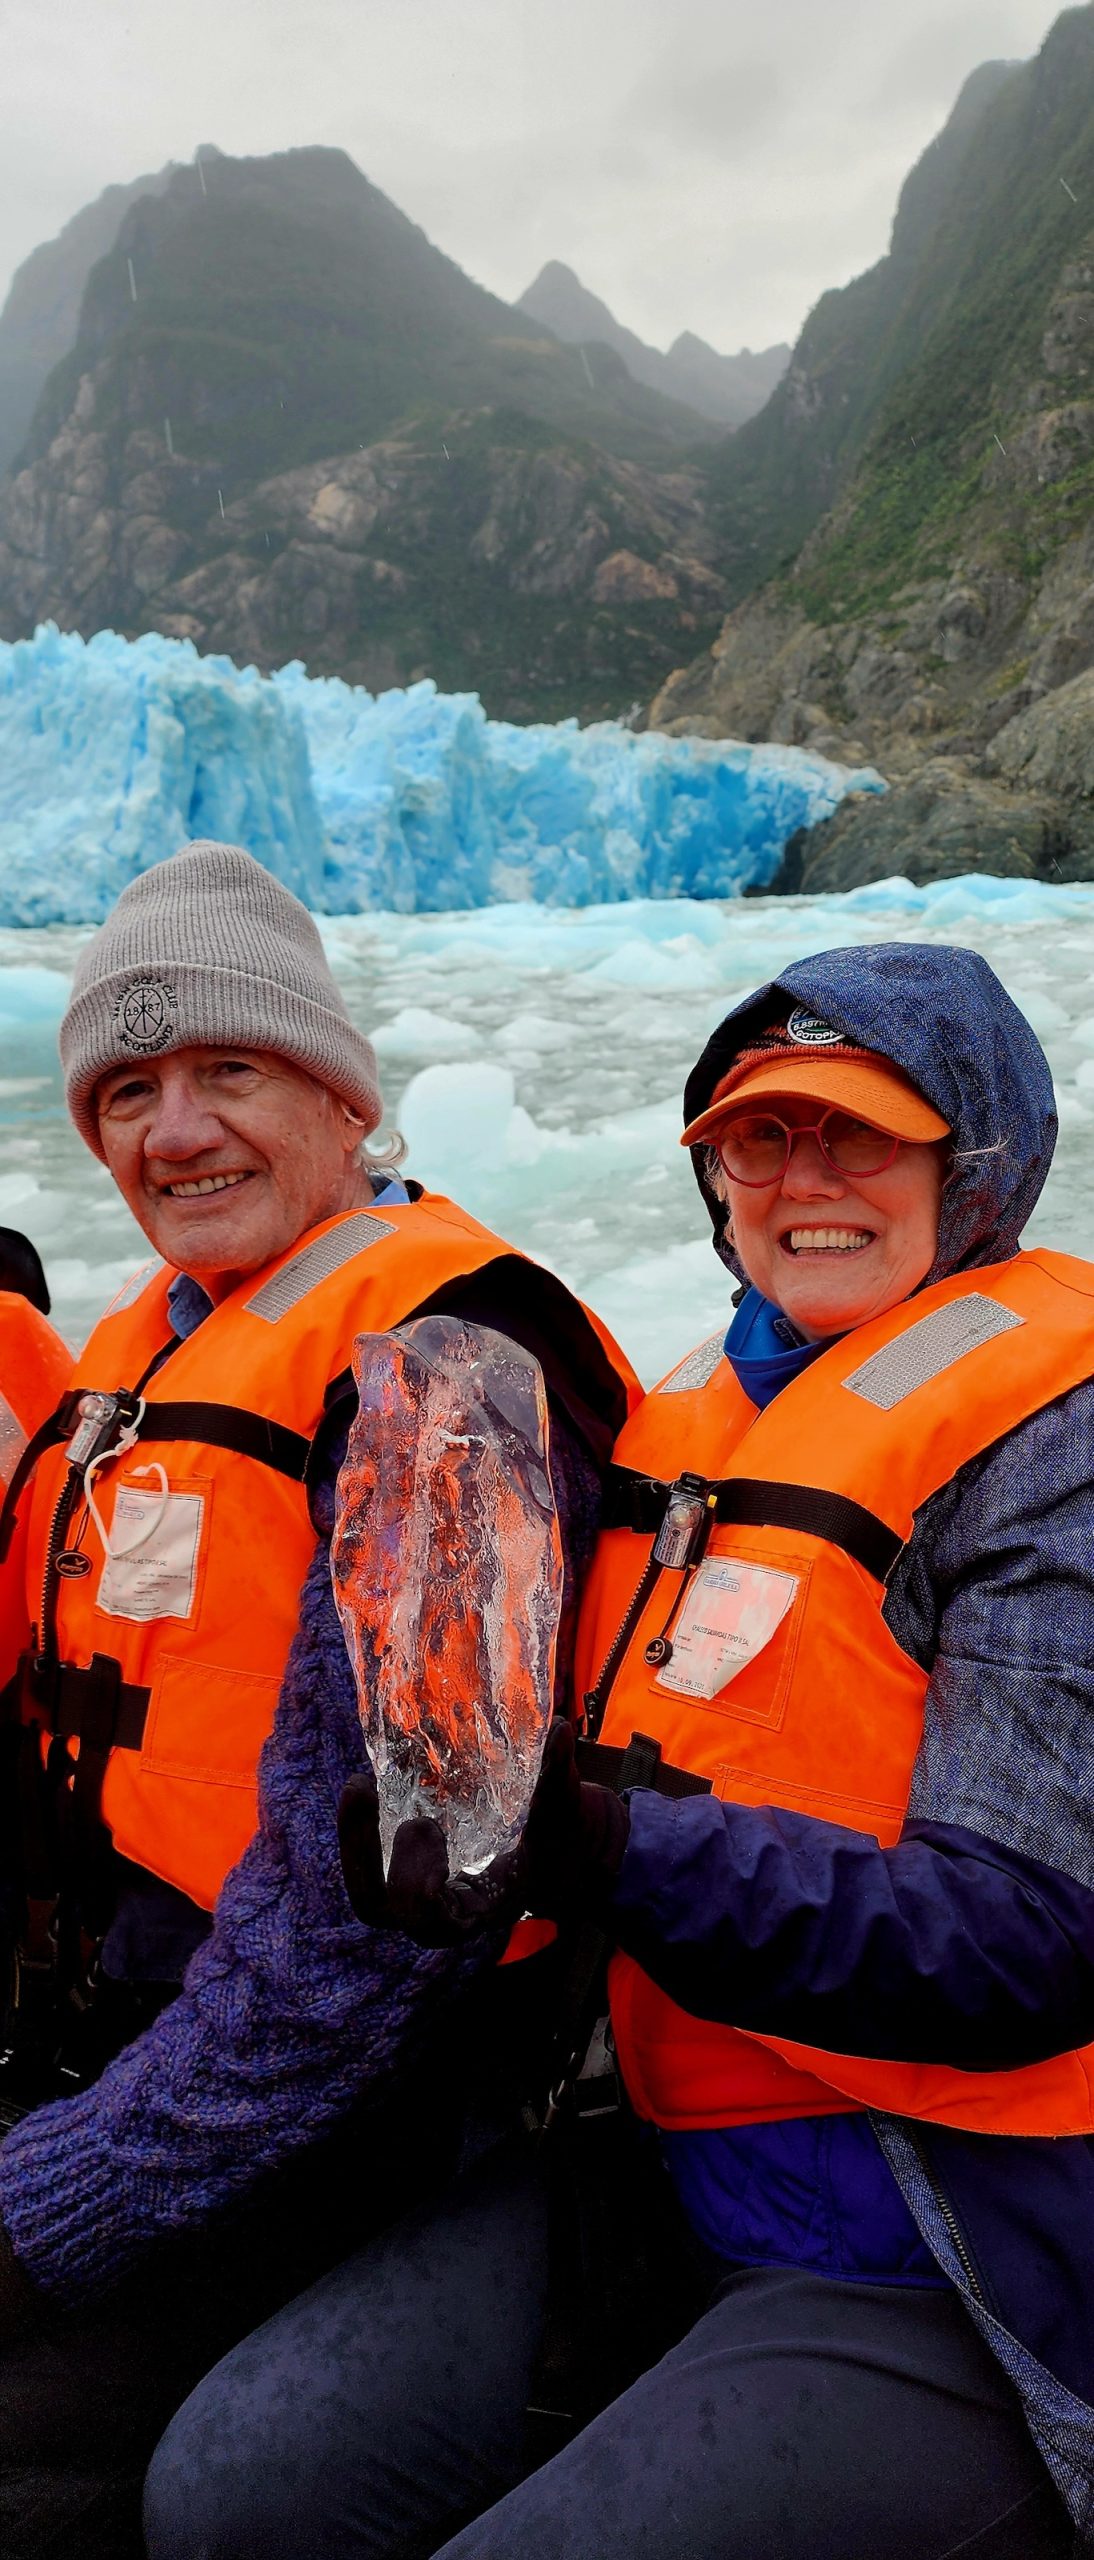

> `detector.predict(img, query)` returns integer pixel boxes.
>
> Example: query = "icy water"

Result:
[5,877,1094,1382]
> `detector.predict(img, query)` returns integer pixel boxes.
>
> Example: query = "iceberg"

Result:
[332,1317,563,1873]
[0,623,883,926]
[0,625,326,926]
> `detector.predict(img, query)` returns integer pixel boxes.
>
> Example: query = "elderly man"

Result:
[0,840,631,2560]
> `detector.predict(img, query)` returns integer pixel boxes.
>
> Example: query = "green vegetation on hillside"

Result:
[699,26,1094,619]
[793,14,1094,619]
[28,148,714,486]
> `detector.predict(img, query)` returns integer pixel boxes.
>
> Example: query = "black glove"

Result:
[338,1724,630,1950]
[515,1719,630,1921]
[337,1765,524,1948]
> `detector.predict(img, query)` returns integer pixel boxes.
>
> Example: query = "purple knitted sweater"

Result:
[0,1287,602,2304]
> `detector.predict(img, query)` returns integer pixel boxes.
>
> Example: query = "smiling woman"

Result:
[153,940,1094,2560]
[684,1025,952,1339]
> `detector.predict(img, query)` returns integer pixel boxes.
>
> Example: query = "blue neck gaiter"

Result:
[723,1285,827,1411]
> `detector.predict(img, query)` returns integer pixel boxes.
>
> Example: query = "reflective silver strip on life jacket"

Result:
[105,1259,164,1316]
[0,1389,26,1491]
[661,1333,725,1394]
[245,1212,398,1323]
[843,1295,1024,1411]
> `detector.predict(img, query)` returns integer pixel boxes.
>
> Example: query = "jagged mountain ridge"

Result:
[696,57,1019,595]
[650,5,1094,889]
[5,24,1094,771]
[0,146,726,721]
[0,159,178,473]
[23,146,715,481]
[517,261,788,427]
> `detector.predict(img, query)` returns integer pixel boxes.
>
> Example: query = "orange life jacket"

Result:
[0,1293,73,1687]
[24,1193,635,1913]
[575,1249,1094,2139]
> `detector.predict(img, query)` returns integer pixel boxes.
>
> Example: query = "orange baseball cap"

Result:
[680,1008,950,1149]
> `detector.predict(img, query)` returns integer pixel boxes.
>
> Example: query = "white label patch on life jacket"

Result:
[655,1555,798,1701]
[96,1486,204,1623]
[842,1294,1023,1410]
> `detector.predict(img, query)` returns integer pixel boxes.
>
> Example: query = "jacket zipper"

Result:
[905,2126,985,2304]
[33,1349,177,1671]
[582,1549,668,1739]
[36,1467,84,1669]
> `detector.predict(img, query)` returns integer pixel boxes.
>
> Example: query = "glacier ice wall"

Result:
[0,623,883,925]
[0,625,326,925]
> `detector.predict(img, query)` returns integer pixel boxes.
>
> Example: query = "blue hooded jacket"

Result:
[683,939,1057,1286]
[607,944,1094,2538]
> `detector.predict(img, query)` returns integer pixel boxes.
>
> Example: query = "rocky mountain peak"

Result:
[650,4,1094,892]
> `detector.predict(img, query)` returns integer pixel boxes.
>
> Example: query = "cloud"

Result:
[0,0,1069,362]
[624,50,785,158]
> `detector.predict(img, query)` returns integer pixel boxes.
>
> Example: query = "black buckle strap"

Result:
[575,1735,711,1801]
[603,1464,902,1585]
[8,1653,149,1953]
[129,1401,311,1483]
[20,1652,150,1753]
[62,1657,144,1916]
[0,1389,310,1578]
[51,1388,311,1484]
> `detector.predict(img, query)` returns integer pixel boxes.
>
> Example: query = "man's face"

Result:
[95,1045,368,1287]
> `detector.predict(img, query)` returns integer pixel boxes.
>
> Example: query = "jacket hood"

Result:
[683,942,1057,1289]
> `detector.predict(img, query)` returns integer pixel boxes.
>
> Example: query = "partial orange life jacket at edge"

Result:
[574,1249,1094,2140]
[0,1292,73,1688]
[23,1194,637,1915]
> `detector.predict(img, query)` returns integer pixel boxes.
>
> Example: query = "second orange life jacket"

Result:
[0,1292,73,1688]
[575,1249,1094,2139]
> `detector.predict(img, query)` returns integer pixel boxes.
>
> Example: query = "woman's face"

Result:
[722,1097,948,1340]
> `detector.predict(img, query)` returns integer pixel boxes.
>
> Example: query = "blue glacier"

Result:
[0,623,884,926]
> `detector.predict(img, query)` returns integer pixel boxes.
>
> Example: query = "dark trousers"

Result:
[0,1956,557,2560]
[144,2135,1071,2560]
[0,2086,464,2560]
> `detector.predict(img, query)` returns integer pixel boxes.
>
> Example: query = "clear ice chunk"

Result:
[332,1315,563,1876]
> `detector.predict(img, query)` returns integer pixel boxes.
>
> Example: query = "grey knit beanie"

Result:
[61,842,383,1160]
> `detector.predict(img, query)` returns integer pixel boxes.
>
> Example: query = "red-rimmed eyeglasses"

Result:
[716,1108,901,1188]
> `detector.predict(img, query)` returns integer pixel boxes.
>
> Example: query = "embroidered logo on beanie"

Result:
[60,842,385,1162]
[114,978,179,1054]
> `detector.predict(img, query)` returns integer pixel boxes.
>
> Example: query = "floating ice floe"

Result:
[5,858,1094,1371]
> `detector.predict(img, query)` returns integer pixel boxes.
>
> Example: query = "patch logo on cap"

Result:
[114,978,179,1054]
[785,1008,844,1048]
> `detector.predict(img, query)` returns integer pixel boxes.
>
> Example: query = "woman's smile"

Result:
[723,1107,949,1339]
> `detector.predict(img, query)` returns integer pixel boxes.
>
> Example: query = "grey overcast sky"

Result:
[2,0,1069,354]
